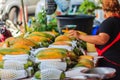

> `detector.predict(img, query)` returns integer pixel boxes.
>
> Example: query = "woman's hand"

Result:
[68,30,81,40]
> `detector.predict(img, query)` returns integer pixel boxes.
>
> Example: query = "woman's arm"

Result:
[68,30,110,45]
[79,33,110,45]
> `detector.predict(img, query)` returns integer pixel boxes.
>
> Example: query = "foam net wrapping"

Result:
[3,54,29,61]
[4,60,27,70]
[48,45,74,51]
[0,69,28,80]
[39,61,67,71]
[41,68,62,80]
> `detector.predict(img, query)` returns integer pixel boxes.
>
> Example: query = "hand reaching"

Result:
[68,30,81,40]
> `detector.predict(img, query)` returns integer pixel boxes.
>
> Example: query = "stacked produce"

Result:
[0,31,58,80]
[31,31,95,80]
[0,30,95,79]
[33,48,68,80]
[0,48,33,79]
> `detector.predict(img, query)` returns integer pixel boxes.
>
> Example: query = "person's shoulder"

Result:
[102,17,111,23]
[102,17,116,24]
[106,17,116,21]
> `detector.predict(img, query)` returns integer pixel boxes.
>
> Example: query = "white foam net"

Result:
[39,61,67,71]
[0,69,27,80]
[41,68,62,80]
[3,54,29,61]
[4,60,27,70]
[48,44,74,51]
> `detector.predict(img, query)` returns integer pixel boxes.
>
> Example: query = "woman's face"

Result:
[103,11,113,19]
[103,11,108,18]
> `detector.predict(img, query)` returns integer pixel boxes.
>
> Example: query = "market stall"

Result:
[0,0,117,80]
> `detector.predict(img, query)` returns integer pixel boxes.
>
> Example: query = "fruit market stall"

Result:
[0,0,116,80]
[0,30,116,80]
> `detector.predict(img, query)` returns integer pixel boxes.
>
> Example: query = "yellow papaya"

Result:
[27,36,50,43]
[36,48,68,60]
[68,51,78,61]
[0,54,3,61]
[43,31,59,37]
[0,48,29,55]
[78,58,94,68]
[79,55,94,61]
[5,37,37,47]
[4,37,16,46]
[53,41,72,46]
[11,43,31,50]
[55,35,72,42]
[28,32,54,40]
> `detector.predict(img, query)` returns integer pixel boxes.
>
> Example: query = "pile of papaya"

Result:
[0,30,95,80]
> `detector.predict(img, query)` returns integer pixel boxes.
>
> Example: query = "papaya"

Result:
[0,54,4,61]
[28,32,54,40]
[55,35,73,42]
[43,31,59,37]
[5,37,15,42]
[0,48,30,55]
[36,48,68,60]
[75,63,87,67]
[68,51,78,61]
[26,36,50,43]
[4,37,16,47]
[5,37,37,47]
[65,30,87,36]
[11,43,31,50]
[78,58,94,68]
[79,55,94,61]
[53,41,72,46]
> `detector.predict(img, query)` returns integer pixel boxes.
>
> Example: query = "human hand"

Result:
[68,30,81,40]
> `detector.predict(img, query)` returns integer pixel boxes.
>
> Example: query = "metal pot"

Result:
[83,67,116,79]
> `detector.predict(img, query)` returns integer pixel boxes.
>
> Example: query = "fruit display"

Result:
[0,30,96,80]
[30,31,95,80]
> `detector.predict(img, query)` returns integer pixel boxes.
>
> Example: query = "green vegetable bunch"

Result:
[28,9,58,32]
[31,9,47,32]
[78,0,97,15]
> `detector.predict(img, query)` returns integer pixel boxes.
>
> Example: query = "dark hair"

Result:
[102,0,120,14]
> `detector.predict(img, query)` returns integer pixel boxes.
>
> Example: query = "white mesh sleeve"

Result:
[3,54,29,61]
[4,60,27,70]
[39,61,67,71]
[0,69,28,80]
[41,68,62,80]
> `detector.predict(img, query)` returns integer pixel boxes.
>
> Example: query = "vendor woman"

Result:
[68,0,120,80]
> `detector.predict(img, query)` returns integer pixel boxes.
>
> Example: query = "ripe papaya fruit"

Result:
[36,48,68,60]
[78,58,94,68]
